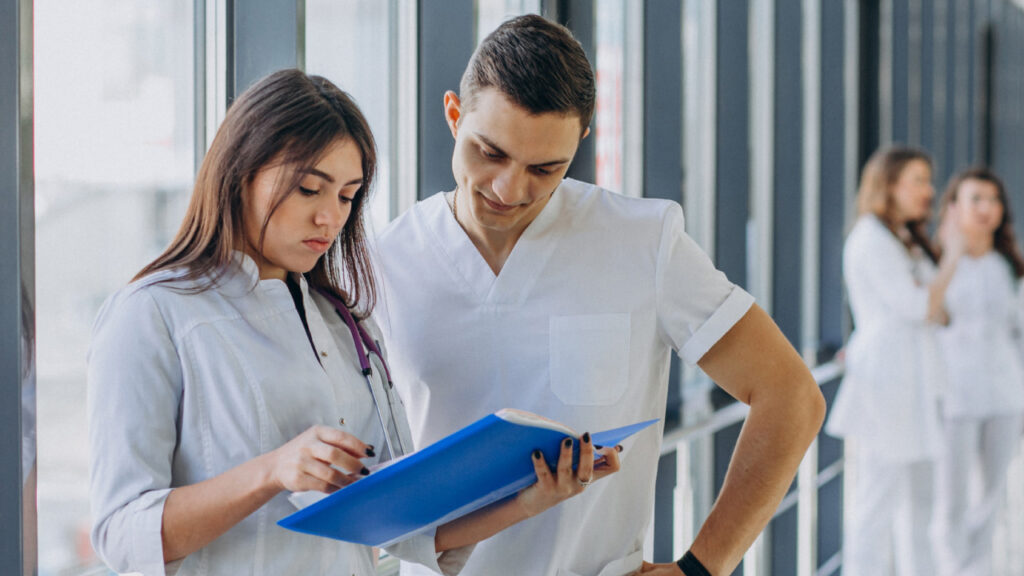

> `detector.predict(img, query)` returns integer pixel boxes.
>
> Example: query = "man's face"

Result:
[446,88,587,239]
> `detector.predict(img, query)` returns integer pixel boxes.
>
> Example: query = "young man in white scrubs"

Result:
[376,14,826,576]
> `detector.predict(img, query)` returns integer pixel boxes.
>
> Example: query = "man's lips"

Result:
[482,195,517,212]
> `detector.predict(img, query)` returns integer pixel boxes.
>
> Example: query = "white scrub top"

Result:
[937,252,1024,418]
[826,215,944,462]
[87,252,463,576]
[376,178,754,576]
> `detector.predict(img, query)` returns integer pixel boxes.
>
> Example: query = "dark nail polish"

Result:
[533,449,542,459]
[615,445,623,452]
[360,467,370,476]
[595,445,604,450]
[582,432,591,444]
[563,438,572,448]
[365,446,376,458]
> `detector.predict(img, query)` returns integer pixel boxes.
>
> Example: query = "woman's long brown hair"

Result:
[134,69,379,316]
[937,167,1024,278]
[856,146,940,263]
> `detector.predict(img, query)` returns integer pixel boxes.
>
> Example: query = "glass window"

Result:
[595,0,626,193]
[476,0,541,45]
[34,1,196,573]
[305,0,394,234]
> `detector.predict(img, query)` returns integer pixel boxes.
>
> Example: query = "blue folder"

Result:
[277,410,659,547]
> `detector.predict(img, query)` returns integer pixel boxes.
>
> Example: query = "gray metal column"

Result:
[552,0,596,184]
[819,0,846,359]
[1,0,34,573]
[773,0,804,346]
[228,0,305,102]
[643,0,684,429]
[417,0,474,199]
[714,0,750,288]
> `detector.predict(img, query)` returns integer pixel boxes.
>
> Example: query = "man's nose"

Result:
[491,166,528,205]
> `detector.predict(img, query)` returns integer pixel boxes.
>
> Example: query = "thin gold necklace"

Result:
[450,188,459,223]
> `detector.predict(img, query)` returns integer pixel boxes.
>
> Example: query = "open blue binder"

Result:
[277,409,659,547]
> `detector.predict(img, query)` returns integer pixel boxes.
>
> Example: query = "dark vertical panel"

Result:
[966,0,977,161]
[556,0,597,184]
[817,475,844,568]
[715,0,749,288]
[643,0,684,428]
[0,0,30,570]
[818,378,844,470]
[860,1,881,166]
[653,452,677,563]
[920,0,935,154]
[770,505,799,576]
[976,0,993,165]
[819,0,845,359]
[418,0,475,199]
[773,0,803,346]
[231,0,301,98]
[714,421,744,576]
[891,0,909,143]
[997,5,1024,239]
[945,0,960,180]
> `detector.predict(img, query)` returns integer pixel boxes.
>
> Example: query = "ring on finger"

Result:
[578,477,594,487]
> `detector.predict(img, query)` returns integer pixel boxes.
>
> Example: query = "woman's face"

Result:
[891,159,934,224]
[954,178,1003,239]
[242,138,364,280]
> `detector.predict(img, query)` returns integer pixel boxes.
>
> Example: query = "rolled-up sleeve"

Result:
[655,204,755,364]
[87,287,182,576]
[383,528,474,576]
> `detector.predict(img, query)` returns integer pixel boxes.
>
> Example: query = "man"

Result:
[376,14,825,576]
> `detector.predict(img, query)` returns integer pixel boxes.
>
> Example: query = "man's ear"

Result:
[581,126,591,140]
[443,91,462,139]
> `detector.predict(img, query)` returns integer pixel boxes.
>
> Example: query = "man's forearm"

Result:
[687,381,825,574]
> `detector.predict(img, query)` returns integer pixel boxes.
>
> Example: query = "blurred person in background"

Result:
[931,167,1024,576]
[826,146,963,575]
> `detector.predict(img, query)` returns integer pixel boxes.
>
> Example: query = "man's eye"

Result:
[481,148,500,159]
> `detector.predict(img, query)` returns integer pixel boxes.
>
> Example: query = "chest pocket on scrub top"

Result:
[549,313,631,406]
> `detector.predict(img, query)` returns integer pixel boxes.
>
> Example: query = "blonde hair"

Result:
[856,146,938,263]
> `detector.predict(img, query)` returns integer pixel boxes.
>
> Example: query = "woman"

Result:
[932,167,1024,576]
[87,69,618,576]
[826,147,962,575]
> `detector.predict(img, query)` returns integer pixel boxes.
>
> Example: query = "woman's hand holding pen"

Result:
[262,425,376,494]
[516,432,622,518]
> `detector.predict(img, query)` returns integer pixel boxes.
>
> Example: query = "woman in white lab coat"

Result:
[87,69,617,576]
[826,146,963,576]
[931,167,1024,576]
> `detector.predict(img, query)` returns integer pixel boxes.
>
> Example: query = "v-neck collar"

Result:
[424,181,572,306]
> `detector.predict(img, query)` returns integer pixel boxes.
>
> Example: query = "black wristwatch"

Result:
[676,550,712,576]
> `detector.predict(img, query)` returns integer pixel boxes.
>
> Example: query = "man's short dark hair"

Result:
[459,14,595,132]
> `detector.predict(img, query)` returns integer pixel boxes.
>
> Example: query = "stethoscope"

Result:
[314,286,407,460]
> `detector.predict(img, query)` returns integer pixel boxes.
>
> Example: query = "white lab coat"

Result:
[826,215,944,462]
[375,179,754,576]
[87,252,467,576]
[826,215,943,576]
[937,252,1024,418]
[933,252,1024,576]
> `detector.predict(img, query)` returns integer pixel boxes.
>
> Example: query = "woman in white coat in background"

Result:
[826,146,963,576]
[932,167,1024,576]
